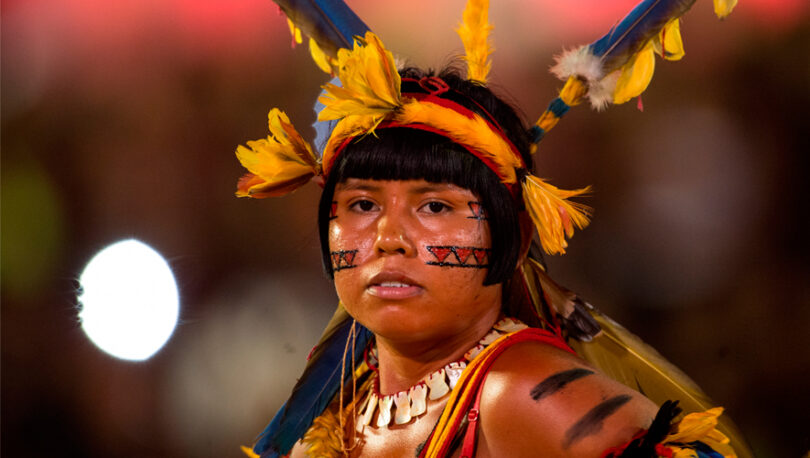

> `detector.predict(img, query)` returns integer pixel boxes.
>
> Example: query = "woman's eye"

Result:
[424,202,449,214]
[351,200,376,212]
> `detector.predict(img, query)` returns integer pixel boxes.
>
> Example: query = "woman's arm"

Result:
[479,340,659,457]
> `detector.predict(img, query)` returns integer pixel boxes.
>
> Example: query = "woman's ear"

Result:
[516,211,534,269]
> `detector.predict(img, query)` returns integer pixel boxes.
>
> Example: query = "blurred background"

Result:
[2,0,809,456]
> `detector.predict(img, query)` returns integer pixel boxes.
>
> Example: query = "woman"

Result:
[235,1,744,456]
[303,68,659,457]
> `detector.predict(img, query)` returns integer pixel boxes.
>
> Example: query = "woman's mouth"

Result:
[367,274,423,299]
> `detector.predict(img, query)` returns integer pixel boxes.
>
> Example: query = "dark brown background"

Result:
[3,0,809,456]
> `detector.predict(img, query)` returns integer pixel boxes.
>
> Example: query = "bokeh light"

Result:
[78,239,179,361]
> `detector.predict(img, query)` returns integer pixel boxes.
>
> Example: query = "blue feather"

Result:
[589,0,695,74]
[273,0,371,58]
[253,309,372,456]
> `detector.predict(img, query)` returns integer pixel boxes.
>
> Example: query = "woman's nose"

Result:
[373,209,417,257]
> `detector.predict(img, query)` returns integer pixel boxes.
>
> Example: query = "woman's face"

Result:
[329,178,502,343]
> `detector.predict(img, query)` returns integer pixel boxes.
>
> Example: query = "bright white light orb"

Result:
[78,239,179,361]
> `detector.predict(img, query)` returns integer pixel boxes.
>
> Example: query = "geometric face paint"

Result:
[426,245,491,268]
[466,201,487,220]
[331,249,358,271]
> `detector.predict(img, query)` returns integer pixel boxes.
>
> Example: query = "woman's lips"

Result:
[367,272,423,299]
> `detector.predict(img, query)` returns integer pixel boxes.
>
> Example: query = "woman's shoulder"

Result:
[478,338,659,457]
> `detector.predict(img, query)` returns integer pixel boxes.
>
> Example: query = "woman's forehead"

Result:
[335,178,476,197]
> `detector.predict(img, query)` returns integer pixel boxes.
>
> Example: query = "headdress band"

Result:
[324,77,528,195]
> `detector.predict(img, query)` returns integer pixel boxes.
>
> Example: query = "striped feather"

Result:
[590,0,695,74]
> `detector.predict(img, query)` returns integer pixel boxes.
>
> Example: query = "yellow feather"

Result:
[521,175,591,255]
[666,408,738,457]
[714,0,738,19]
[301,407,343,458]
[309,38,334,74]
[613,41,656,105]
[456,0,493,83]
[240,446,259,458]
[234,109,319,198]
[318,32,401,123]
[653,19,685,61]
[286,18,302,45]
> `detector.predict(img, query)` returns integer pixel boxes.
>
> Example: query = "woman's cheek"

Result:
[418,218,492,268]
[329,221,372,272]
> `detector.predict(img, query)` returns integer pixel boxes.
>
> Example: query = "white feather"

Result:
[550,46,603,84]
[587,71,620,111]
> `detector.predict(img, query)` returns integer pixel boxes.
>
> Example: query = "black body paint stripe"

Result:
[530,368,594,401]
[563,394,632,449]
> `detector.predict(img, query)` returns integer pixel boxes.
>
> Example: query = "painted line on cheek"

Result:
[562,394,632,449]
[331,249,359,271]
[425,246,491,268]
[530,368,594,401]
[466,201,488,220]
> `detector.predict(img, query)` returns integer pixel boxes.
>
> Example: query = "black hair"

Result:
[318,67,534,285]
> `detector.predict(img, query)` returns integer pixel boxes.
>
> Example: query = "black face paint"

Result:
[331,249,359,271]
[425,245,491,268]
[563,394,632,449]
[530,368,594,401]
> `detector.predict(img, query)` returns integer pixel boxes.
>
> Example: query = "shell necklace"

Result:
[357,317,527,430]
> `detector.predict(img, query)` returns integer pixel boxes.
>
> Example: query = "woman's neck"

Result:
[373,307,501,395]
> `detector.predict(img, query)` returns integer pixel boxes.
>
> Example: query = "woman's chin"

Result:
[357,306,437,341]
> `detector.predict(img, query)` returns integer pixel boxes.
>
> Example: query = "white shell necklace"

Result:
[357,317,527,430]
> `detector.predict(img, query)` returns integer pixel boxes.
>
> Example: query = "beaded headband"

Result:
[235,0,737,256]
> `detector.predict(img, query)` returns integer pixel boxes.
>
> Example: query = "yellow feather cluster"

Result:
[613,19,684,105]
[235,108,319,198]
[301,408,344,458]
[522,175,591,255]
[456,0,493,84]
[665,408,737,458]
[318,32,401,127]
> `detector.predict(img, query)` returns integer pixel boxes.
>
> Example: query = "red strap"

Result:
[459,372,486,458]
[432,328,574,457]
